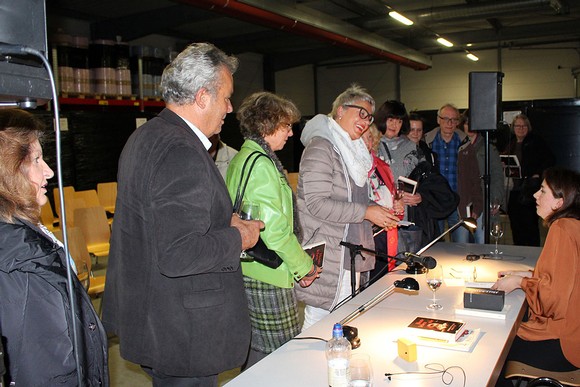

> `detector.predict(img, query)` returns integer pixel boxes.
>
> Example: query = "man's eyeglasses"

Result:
[344,104,374,124]
[438,116,460,125]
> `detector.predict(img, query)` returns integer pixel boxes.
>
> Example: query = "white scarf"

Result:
[329,118,372,187]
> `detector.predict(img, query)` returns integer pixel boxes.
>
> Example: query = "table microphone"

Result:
[403,252,437,270]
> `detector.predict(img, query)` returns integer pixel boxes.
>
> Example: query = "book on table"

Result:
[406,316,467,342]
[303,241,325,267]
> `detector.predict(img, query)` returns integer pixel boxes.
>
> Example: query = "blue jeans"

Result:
[437,209,462,243]
[454,215,484,243]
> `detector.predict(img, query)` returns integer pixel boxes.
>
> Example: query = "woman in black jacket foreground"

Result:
[0,109,108,386]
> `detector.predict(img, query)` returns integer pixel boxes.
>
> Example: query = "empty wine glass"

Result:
[425,265,443,310]
[349,353,373,387]
[238,201,261,261]
[490,220,504,255]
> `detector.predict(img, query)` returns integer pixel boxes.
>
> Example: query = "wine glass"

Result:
[349,353,373,387]
[425,265,444,310]
[490,220,504,255]
[238,201,261,261]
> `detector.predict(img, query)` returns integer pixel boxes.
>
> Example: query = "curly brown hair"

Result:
[0,109,45,223]
[236,91,300,138]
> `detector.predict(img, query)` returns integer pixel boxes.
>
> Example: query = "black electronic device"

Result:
[0,0,51,106]
[469,72,504,131]
[464,287,505,311]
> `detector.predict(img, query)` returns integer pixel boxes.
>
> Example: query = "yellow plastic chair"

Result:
[286,172,299,193]
[97,182,117,214]
[40,200,59,232]
[53,186,76,227]
[75,189,101,208]
[73,206,111,259]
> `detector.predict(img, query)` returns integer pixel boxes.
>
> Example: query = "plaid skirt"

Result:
[243,276,301,354]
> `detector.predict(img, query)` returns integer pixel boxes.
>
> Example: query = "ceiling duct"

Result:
[412,0,565,23]
[178,0,431,70]
[364,0,568,29]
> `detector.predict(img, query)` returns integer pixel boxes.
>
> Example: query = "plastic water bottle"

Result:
[326,323,351,387]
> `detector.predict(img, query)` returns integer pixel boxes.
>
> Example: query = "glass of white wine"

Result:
[490,220,504,255]
[425,265,443,310]
[238,201,261,261]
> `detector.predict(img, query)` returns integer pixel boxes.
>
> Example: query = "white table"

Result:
[225,242,542,387]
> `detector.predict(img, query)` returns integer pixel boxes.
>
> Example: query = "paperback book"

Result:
[303,241,325,267]
[406,316,467,342]
[397,176,418,195]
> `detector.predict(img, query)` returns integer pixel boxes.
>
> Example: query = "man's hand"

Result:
[231,214,264,251]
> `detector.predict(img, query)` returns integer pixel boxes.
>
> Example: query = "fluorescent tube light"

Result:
[466,53,479,61]
[436,37,454,47]
[389,11,413,26]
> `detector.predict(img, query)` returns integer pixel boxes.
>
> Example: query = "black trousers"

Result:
[495,336,578,386]
[142,366,218,387]
[508,190,540,246]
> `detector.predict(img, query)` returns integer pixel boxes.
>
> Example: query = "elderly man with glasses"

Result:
[424,103,470,242]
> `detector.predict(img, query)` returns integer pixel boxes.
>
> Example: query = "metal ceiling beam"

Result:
[177,0,431,70]
[364,0,567,29]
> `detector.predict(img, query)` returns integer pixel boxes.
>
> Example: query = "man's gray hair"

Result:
[160,43,239,105]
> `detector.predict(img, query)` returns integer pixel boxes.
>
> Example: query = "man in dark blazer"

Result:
[102,43,263,386]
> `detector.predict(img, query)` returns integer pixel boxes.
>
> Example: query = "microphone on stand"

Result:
[403,252,437,270]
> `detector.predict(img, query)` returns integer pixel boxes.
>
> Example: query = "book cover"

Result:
[500,155,522,178]
[303,241,325,267]
[404,328,481,352]
[406,316,467,342]
[397,176,417,195]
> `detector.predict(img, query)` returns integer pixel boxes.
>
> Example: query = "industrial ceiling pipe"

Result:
[178,0,431,70]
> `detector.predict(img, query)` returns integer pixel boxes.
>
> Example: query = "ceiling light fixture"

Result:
[389,11,413,26]
[436,37,454,47]
[466,52,479,61]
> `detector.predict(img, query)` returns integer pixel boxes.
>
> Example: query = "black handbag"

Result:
[232,151,283,269]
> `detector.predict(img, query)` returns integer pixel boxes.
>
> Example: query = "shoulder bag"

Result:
[232,151,283,269]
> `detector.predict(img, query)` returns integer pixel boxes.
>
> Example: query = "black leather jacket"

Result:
[0,219,108,386]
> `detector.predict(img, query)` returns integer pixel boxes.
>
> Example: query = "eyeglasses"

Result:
[344,104,374,124]
[438,116,460,125]
[513,125,528,129]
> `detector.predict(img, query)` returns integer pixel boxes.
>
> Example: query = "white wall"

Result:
[400,46,579,111]
[275,65,316,116]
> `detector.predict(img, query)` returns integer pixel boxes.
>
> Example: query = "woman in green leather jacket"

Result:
[226,92,321,369]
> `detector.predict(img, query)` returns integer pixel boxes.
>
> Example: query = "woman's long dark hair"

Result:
[543,167,580,226]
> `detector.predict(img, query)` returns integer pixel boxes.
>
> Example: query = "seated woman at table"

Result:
[493,167,580,386]
[0,109,108,385]
[296,84,400,329]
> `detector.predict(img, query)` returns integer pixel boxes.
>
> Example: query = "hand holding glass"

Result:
[426,265,443,310]
[238,201,261,261]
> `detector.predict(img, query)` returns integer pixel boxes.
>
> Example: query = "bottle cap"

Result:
[332,323,343,338]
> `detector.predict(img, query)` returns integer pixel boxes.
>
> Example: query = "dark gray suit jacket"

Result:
[102,108,250,376]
